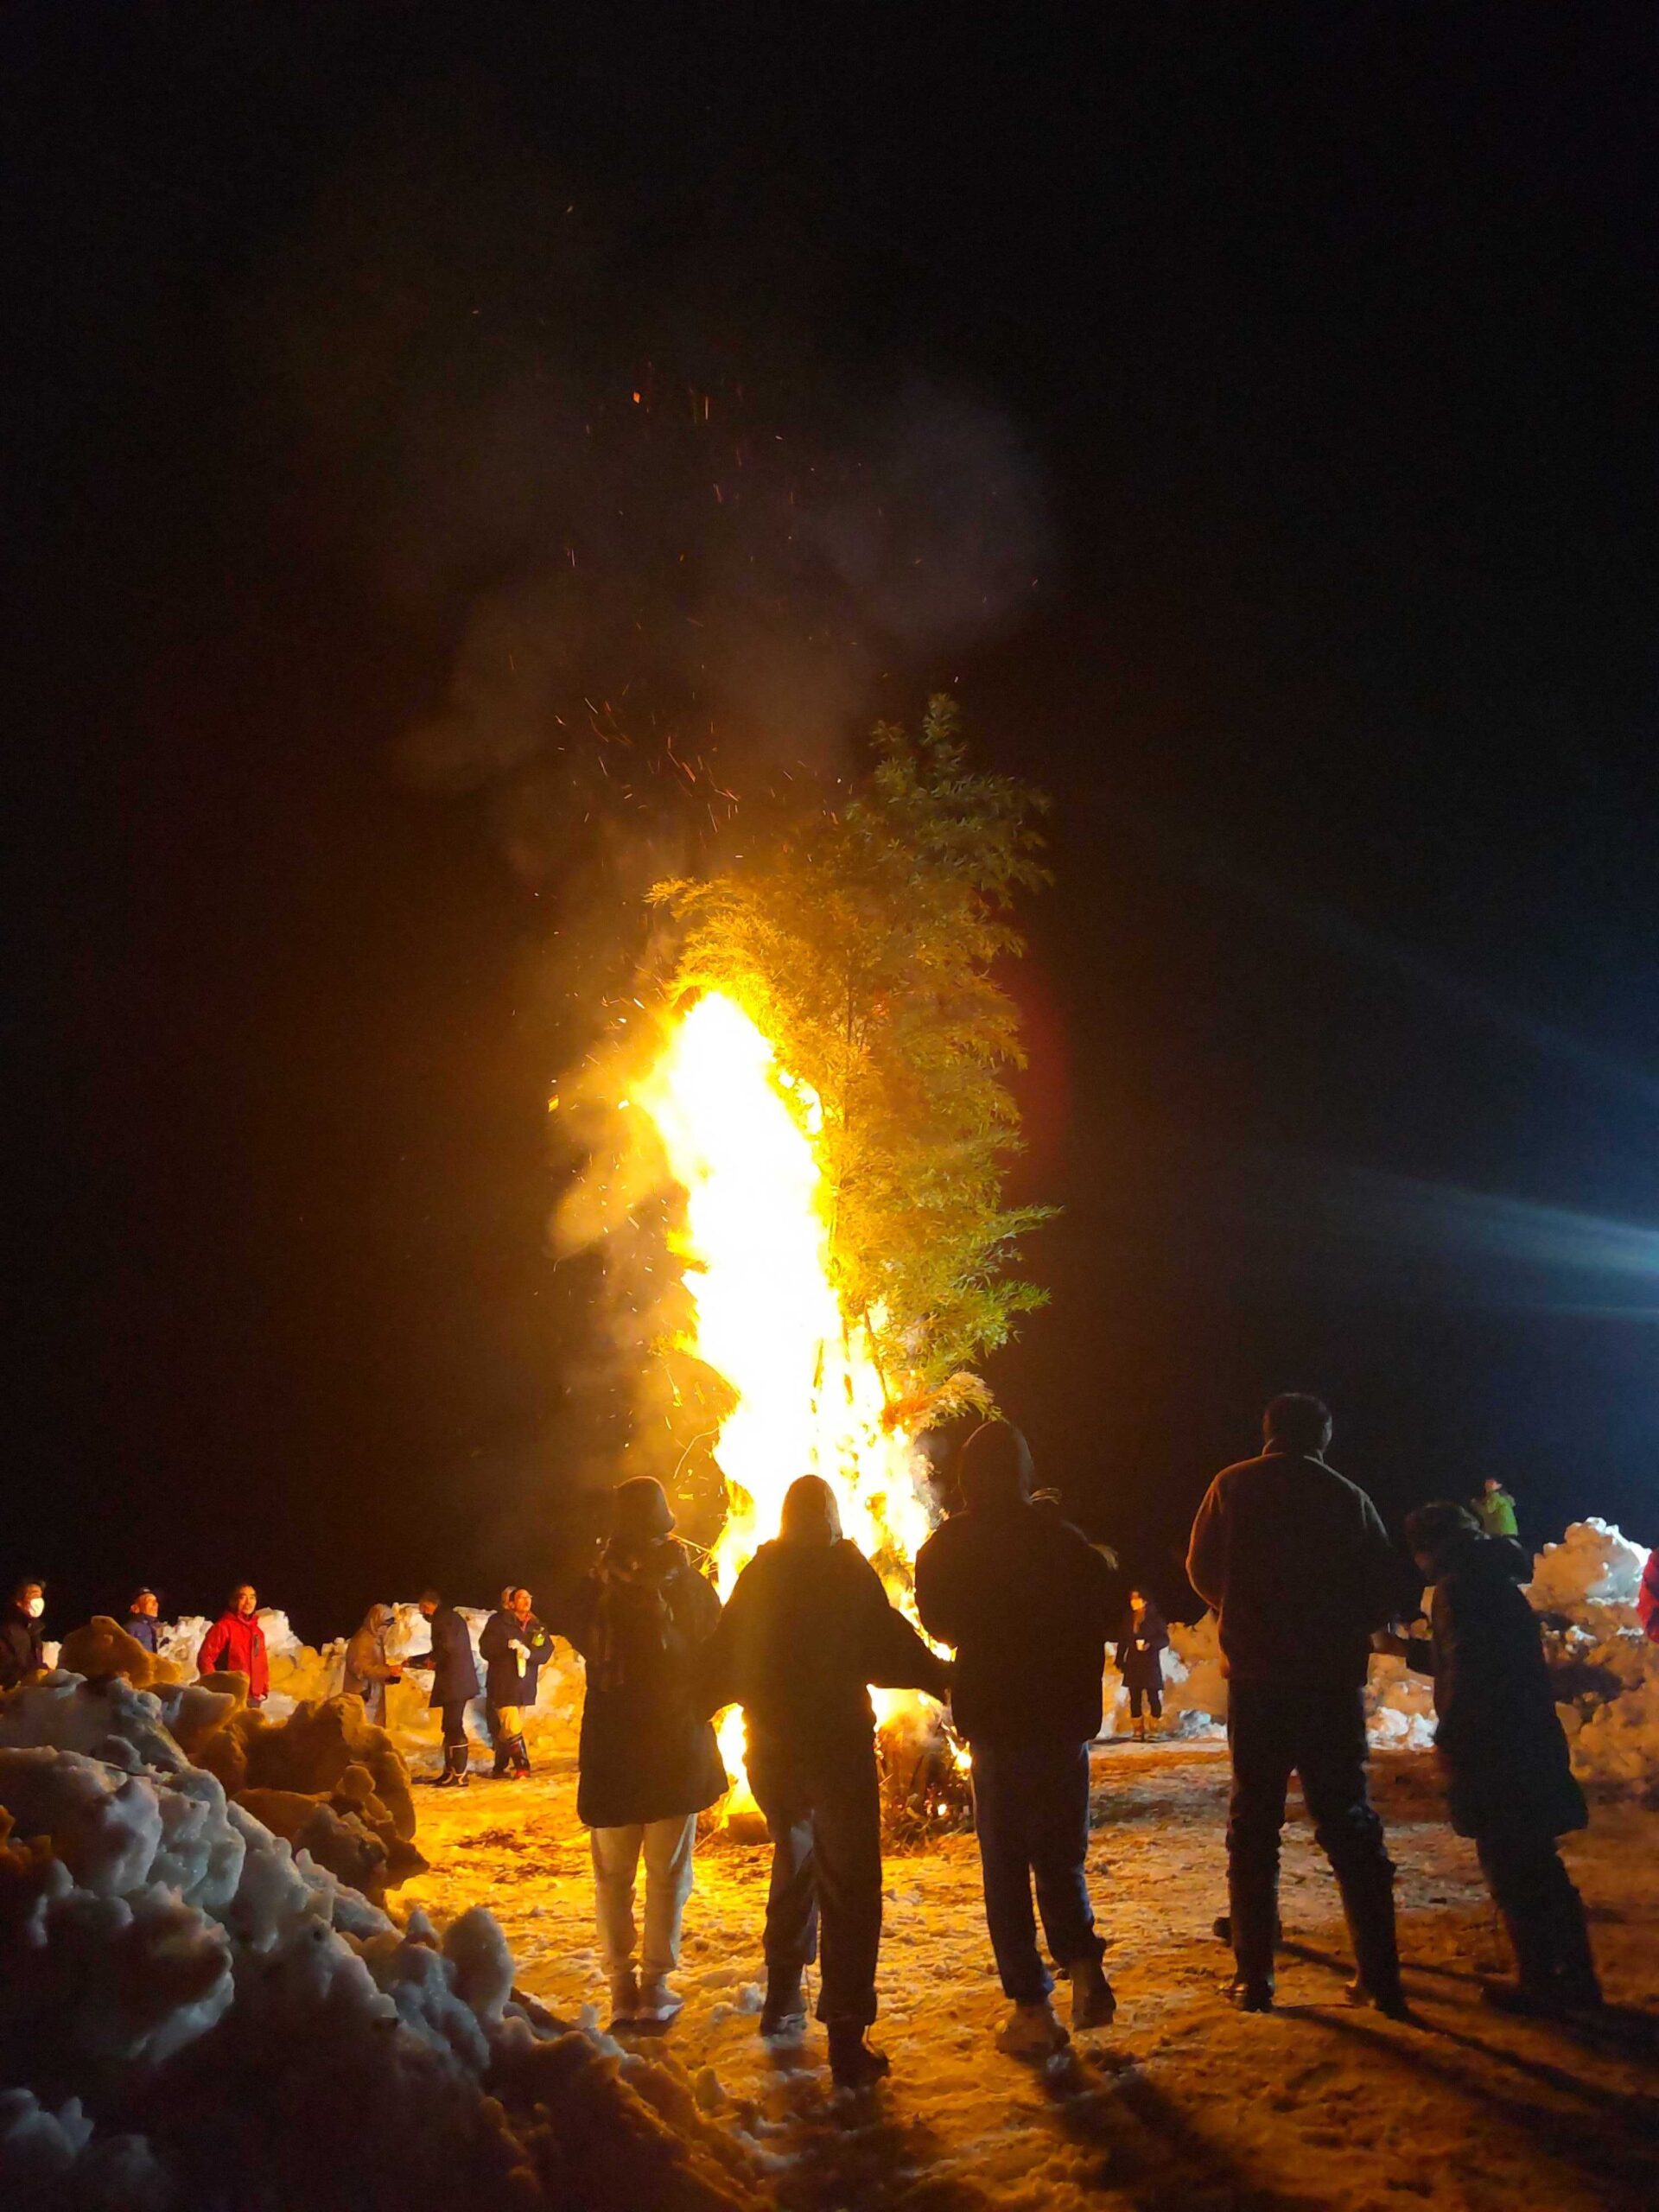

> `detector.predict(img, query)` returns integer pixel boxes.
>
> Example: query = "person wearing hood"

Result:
[1382,1503,1600,2017]
[404,1590,482,1785]
[915,1422,1119,2057]
[0,1580,48,1690]
[124,1589,162,1655]
[197,1583,270,1705]
[700,1474,950,2090]
[342,1602,403,1728]
[480,1586,552,1777]
[556,1478,727,2028]
[1186,1394,1406,2017]
[1116,1587,1170,1743]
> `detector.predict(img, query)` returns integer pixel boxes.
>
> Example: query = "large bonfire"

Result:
[573,699,1052,1822]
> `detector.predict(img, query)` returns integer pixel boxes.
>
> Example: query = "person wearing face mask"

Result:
[124,1588,162,1655]
[0,1580,48,1689]
[197,1582,270,1706]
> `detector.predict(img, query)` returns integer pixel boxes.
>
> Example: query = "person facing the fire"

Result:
[556,1477,727,2030]
[480,1586,551,1778]
[197,1582,270,1706]
[404,1589,481,1786]
[0,1580,48,1691]
[915,1421,1119,2057]
[1186,1393,1408,2016]
[341,1601,403,1728]
[1116,1586,1170,1741]
[124,1587,162,1655]
[700,1473,950,2089]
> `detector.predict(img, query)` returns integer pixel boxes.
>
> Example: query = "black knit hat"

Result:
[612,1475,676,1543]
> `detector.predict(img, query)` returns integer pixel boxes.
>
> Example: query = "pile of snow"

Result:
[0,1672,760,2210]
[1527,1516,1648,1619]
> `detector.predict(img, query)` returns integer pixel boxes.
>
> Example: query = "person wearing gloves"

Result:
[556,1478,727,2028]
[700,1474,951,2090]
[1116,1587,1170,1742]
[123,1588,162,1655]
[198,1583,270,1706]
[342,1601,404,1728]
[1381,1503,1600,2017]
[404,1589,482,1785]
[0,1580,48,1690]
[915,1422,1119,2059]
[480,1586,552,1777]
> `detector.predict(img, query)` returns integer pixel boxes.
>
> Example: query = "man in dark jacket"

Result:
[1389,1503,1599,2016]
[404,1589,481,1786]
[480,1586,552,1779]
[197,1585,270,1706]
[556,1478,726,2028]
[915,1422,1118,2056]
[0,1580,48,1690]
[1186,1394,1407,2016]
[701,1474,950,2088]
[124,1589,162,1656]
[1116,1588,1170,1742]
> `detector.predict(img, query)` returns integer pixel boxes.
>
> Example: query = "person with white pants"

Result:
[554,1476,728,2026]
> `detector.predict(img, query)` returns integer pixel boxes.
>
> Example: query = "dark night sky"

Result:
[9,4,1659,1638]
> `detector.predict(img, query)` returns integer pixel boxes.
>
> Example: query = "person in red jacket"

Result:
[1640,1548,1659,1646]
[198,1583,270,1705]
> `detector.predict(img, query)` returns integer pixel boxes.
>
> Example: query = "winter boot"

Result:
[1068,1953,1117,2031]
[1226,1862,1279,2011]
[512,1733,532,1778]
[1133,1714,1147,1744]
[608,1967,640,2029]
[435,1744,470,1789]
[996,2000,1069,2057]
[1336,1859,1408,2018]
[491,1739,512,1779]
[636,1974,685,2025]
[828,2021,891,2089]
[759,1964,808,2038]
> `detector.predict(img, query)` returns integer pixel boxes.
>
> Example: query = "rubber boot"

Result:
[828,2021,891,2088]
[491,1739,511,1779]
[435,1743,469,1789]
[1068,1952,1117,2031]
[1337,1861,1407,2018]
[759,1964,807,2037]
[1225,1859,1278,2011]
[512,1732,531,1778]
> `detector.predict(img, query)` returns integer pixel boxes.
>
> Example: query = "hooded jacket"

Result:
[1406,1532,1586,1840]
[0,1605,46,1690]
[1185,1449,1399,1688]
[701,1536,949,1754]
[480,1606,553,1707]
[342,1604,400,1725]
[1114,1598,1170,1692]
[915,1501,1117,1742]
[557,1537,727,1827]
[198,1609,270,1700]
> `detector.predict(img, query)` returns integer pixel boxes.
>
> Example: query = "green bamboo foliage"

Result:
[651,696,1053,1430]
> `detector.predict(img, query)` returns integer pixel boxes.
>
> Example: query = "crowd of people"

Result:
[3,1398,1653,2090]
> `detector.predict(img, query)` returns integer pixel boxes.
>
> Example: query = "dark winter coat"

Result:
[198,1610,270,1700]
[1185,1449,1400,1688]
[480,1608,553,1707]
[558,1538,727,1828]
[1406,1532,1586,1842]
[408,1605,480,1709]
[701,1536,949,1754]
[1114,1599,1170,1693]
[124,1615,161,1654]
[0,1606,46,1690]
[914,1500,1117,1744]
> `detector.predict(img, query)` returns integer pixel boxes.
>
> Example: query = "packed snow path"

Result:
[402,1741,1657,2212]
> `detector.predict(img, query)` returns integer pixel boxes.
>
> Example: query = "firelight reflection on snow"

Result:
[634,992,941,1809]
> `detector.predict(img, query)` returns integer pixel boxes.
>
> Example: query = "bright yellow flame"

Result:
[635,991,940,1813]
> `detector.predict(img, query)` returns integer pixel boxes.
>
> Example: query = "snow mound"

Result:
[0,1676,760,2209]
[1528,1518,1649,1619]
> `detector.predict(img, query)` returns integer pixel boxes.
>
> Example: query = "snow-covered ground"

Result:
[404,1738,1658,2212]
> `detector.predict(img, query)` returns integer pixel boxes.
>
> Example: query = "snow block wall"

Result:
[0,1673,760,2212]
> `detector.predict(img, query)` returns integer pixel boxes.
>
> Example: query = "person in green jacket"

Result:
[1471,1478,1519,1540]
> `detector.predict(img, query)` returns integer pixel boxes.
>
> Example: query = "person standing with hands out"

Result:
[342,1602,403,1728]
[405,1589,481,1786]
[1187,1395,1408,2017]
[198,1584,269,1707]
[556,1478,727,2028]
[916,1421,1119,2058]
[1382,1503,1600,2017]
[480,1586,551,1777]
